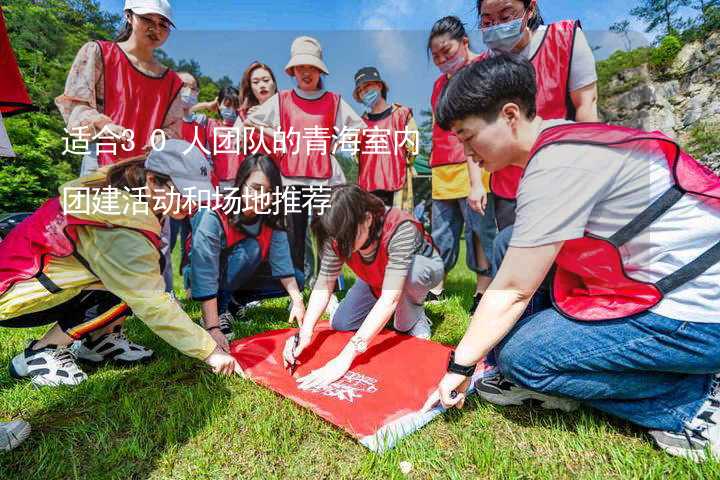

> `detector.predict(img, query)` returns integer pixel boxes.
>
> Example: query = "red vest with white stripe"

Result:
[278,90,340,179]
[96,41,183,166]
[430,56,484,168]
[339,209,435,298]
[358,106,412,192]
[0,197,162,297]
[490,21,580,211]
[528,123,720,321]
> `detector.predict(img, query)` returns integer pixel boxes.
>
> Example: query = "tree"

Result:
[610,20,633,51]
[630,0,685,36]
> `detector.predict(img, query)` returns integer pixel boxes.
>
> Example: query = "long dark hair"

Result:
[311,184,386,261]
[229,154,284,230]
[426,16,470,59]
[115,10,133,42]
[476,0,544,31]
[239,62,277,112]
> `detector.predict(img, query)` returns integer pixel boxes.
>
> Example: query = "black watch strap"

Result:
[447,351,476,377]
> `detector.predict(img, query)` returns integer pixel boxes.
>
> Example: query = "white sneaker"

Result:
[475,373,579,412]
[0,420,30,451]
[407,314,432,340]
[10,341,87,387]
[71,327,153,364]
[217,312,236,340]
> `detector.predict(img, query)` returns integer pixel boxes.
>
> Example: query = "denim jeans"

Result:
[496,308,720,432]
[330,253,444,332]
[431,196,496,275]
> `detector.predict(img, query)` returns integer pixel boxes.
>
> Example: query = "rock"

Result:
[700,151,720,175]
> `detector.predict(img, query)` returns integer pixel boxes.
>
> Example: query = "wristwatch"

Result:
[349,335,368,354]
[447,351,476,377]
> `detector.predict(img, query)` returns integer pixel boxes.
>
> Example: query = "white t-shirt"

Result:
[0,112,15,157]
[511,120,720,323]
[242,88,366,187]
[517,24,598,92]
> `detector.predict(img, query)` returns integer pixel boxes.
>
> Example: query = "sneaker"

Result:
[10,342,87,387]
[470,293,483,315]
[650,374,720,461]
[475,373,579,412]
[0,420,30,451]
[71,326,153,364]
[218,312,235,341]
[407,314,432,340]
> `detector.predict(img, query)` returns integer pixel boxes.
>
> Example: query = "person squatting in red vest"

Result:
[56,0,184,176]
[351,66,418,213]
[474,0,600,283]
[282,184,445,389]
[243,36,365,312]
[0,140,242,391]
[426,55,720,462]
[183,155,305,351]
[426,16,498,315]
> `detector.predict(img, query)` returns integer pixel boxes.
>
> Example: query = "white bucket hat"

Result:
[124,0,175,27]
[284,36,329,76]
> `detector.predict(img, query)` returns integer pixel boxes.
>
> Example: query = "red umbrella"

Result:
[0,7,35,116]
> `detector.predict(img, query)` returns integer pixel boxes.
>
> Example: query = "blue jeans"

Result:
[496,308,720,432]
[431,196,496,275]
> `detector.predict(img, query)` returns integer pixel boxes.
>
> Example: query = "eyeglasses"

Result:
[480,8,526,29]
[134,13,172,33]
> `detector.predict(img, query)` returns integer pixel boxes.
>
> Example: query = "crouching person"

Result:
[426,54,720,461]
[283,184,444,389]
[0,140,242,390]
[185,154,305,349]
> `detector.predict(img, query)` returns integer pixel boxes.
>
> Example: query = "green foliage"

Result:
[649,34,683,71]
[686,121,720,158]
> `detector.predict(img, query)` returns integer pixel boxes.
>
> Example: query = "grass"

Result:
[2,245,720,479]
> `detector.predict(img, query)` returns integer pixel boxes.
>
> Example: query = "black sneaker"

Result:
[650,374,720,461]
[470,293,483,315]
[10,341,87,387]
[475,373,579,412]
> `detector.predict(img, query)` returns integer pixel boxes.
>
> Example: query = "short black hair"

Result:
[435,53,537,130]
[426,16,469,58]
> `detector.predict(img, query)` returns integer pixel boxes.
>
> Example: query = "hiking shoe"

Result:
[407,314,432,340]
[650,374,720,461]
[10,342,87,387]
[475,373,579,412]
[218,312,235,341]
[0,420,30,451]
[71,326,153,364]
[470,293,483,315]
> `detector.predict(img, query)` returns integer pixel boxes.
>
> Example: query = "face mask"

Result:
[219,106,237,123]
[180,89,198,108]
[438,50,467,75]
[361,89,380,109]
[482,14,527,53]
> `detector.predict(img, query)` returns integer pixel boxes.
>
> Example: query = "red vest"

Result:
[358,106,412,192]
[206,117,242,183]
[96,41,183,166]
[527,123,720,321]
[0,9,34,116]
[216,210,274,261]
[430,56,484,168]
[278,90,340,179]
[490,20,580,203]
[0,197,162,297]
[339,209,435,298]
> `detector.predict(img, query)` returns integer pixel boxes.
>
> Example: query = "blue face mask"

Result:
[361,89,381,109]
[482,15,526,53]
[219,106,237,123]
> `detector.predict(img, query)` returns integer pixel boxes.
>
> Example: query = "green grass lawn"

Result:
[2,245,719,479]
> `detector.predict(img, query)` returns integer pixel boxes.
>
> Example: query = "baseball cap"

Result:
[124,0,175,27]
[144,139,213,198]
